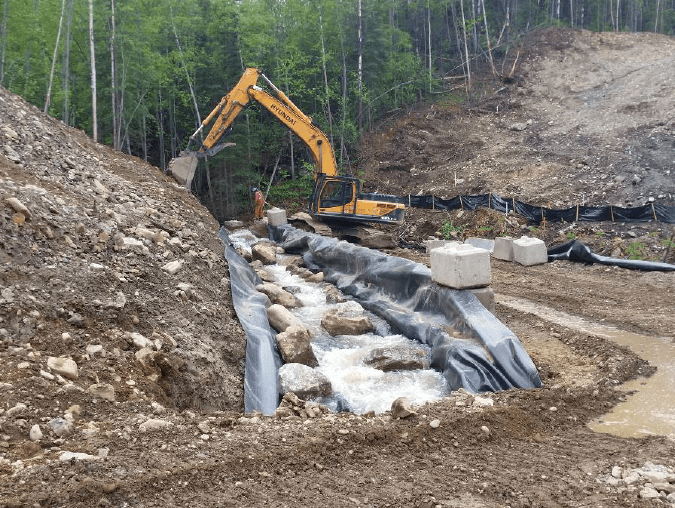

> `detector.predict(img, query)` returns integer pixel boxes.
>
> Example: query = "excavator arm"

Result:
[181,68,404,225]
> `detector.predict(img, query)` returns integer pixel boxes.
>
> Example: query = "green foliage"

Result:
[441,220,465,239]
[625,241,646,260]
[566,232,577,239]
[266,174,314,214]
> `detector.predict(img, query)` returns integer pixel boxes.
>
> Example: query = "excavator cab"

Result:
[312,174,404,224]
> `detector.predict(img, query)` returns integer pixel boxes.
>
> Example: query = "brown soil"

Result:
[2,27,675,508]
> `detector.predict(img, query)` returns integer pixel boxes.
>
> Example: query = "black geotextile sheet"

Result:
[270,224,542,393]
[219,228,283,415]
[359,191,675,224]
[548,240,675,272]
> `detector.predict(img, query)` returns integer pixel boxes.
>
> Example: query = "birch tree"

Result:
[89,0,98,142]
[44,0,67,113]
[0,0,8,85]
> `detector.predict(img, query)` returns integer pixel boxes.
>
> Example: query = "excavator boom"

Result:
[174,68,404,225]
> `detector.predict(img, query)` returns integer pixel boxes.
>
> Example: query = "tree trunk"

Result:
[156,89,165,171]
[110,0,119,149]
[44,0,67,114]
[318,8,334,146]
[480,0,496,75]
[0,0,8,86]
[427,0,432,92]
[63,0,74,124]
[460,0,472,94]
[654,0,660,31]
[357,0,364,133]
[89,0,97,142]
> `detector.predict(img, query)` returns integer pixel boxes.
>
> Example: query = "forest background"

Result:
[1,0,674,221]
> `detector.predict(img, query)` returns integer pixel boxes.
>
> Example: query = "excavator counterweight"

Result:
[171,68,404,225]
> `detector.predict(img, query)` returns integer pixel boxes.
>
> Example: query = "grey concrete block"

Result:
[425,239,461,254]
[513,236,548,266]
[430,244,491,289]
[493,236,514,261]
[267,207,287,227]
[465,237,495,253]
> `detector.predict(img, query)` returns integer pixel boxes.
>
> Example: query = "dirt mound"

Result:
[361,28,675,210]
[0,86,247,414]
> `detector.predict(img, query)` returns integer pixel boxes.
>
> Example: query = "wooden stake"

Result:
[651,202,658,222]
[575,204,579,222]
[610,205,615,222]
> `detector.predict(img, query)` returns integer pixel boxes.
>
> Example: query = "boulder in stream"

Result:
[321,302,374,336]
[256,282,304,308]
[363,347,429,372]
[267,304,302,332]
[276,325,318,367]
[251,242,277,265]
[278,363,332,399]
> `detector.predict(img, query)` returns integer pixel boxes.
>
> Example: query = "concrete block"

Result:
[267,207,287,227]
[430,244,491,289]
[469,287,495,314]
[493,236,514,261]
[465,237,494,253]
[425,239,461,254]
[513,236,548,266]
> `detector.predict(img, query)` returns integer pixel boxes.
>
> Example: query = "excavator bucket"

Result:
[168,152,198,189]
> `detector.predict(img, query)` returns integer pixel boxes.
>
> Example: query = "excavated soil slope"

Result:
[2,27,675,508]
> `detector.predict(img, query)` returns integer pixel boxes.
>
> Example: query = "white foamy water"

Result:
[266,260,449,414]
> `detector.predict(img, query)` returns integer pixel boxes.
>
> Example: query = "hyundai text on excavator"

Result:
[171,68,404,225]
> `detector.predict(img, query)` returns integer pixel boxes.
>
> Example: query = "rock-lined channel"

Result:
[231,230,449,414]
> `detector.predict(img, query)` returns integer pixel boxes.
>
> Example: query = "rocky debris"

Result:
[324,285,346,304]
[390,397,417,419]
[363,347,429,372]
[252,242,277,265]
[274,392,332,419]
[321,303,375,336]
[600,462,675,504]
[88,383,116,401]
[46,356,78,380]
[275,324,318,367]
[267,304,302,332]
[27,424,43,441]
[278,363,332,399]
[256,282,304,308]
[139,418,174,432]
[5,196,31,219]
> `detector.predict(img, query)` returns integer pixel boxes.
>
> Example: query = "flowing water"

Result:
[266,261,450,414]
[497,294,675,440]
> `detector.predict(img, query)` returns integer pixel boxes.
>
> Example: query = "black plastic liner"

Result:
[548,240,675,272]
[219,228,282,415]
[369,191,675,224]
[270,225,541,393]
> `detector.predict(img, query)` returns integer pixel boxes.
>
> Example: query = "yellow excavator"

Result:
[171,68,404,225]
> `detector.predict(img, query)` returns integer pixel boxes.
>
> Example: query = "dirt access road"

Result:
[2,27,675,508]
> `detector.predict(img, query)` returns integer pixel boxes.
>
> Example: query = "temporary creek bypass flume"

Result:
[220,223,675,442]
[220,224,541,416]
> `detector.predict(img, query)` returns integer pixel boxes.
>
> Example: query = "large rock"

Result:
[321,303,374,336]
[88,383,116,402]
[256,282,304,309]
[267,304,302,332]
[251,243,277,265]
[276,325,318,367]
[278,363,332,399]
[363,347,429,372]
[47,357,78,380]
[391,397,417,419]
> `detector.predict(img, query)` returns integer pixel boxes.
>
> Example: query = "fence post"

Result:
[576,204,580,222]
[610,205,615,222]
[651,202,658,222]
